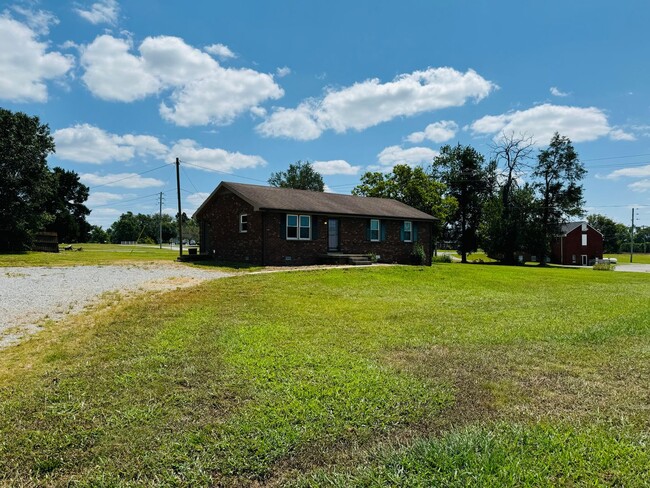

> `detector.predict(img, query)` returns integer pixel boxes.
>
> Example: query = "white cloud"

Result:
[186,192,210,207]
[276,66,291,77]
[257,67,495,139]
[86,191,131,206]
[53,124,168,164]
[74,0,119,25]
[605,164,650,180]
[371,145,438,171]
[469,104,622,145]
[0,16,73,102]
[609,129,636,141]
[256,103,323,140]
[629,180,650,192]
[312,160,361,175]
[406,120,458,144]
[10,6,58,35]
[80,34,283,126]
[550,86,569,97]
[80,172,164,189]
[81,35,160,101]
[171,139,266,172]
[204,43,236,59]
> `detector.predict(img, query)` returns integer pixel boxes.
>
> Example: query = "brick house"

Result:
[193,182,437,266]
[551,221,604,265]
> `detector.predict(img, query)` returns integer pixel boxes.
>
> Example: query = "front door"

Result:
[328,218,339,251]
[581,254,588,266]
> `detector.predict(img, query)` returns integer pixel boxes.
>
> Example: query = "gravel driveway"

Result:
[0,264,232,349]
[615,264,650,273]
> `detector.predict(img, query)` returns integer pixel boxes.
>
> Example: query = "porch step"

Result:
[319,253,373,265]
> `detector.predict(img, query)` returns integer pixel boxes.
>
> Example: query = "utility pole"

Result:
[158,191,163,249]
[175,158,183,259]
[630,208,636,263]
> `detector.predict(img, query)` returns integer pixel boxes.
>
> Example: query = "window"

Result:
[582,233,588,246]
[370,219,380,242]
[581,222,587,232]
[403,221,412,242]
[239,214,248,233]
[287,214,311,240]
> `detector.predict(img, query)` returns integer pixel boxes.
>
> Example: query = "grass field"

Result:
[0,244,262,271]
[1,264,649,486]
[605,252,650,265]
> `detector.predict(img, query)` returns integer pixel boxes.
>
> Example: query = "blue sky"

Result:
[1,0,649,229]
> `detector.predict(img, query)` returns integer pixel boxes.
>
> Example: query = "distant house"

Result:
[551,221,604,265]
[193,182,437,266]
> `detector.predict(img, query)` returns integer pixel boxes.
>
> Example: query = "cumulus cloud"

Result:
[406,120,458,144]
[550,86,569,97]
[312,160,361,175]
[204,43,236,59]
[54,124,168,164]
[86,191,131,206]
[369,145,438,172]
[10,5,58,34]
[80,172,164,189]
[276,66,291,77]
[469,104,632,145]
[80,34,283,125]
[609,129,636,141]
[171,139,266,172]
[0,16,73,102]
[186,192,211,207]
[629,180,650,192]
[605,164,650,180]
[257,67,495,140]
[74,0,119,25]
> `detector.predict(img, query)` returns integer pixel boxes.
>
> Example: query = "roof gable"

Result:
[194,182,437,221]
[560,221,603,237]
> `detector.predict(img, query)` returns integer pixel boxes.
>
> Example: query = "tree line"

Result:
[2,108,641,257]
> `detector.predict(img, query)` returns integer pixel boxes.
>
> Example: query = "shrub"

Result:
[411,242,427,265]
[593,262,616,271]
[432,254,453,263]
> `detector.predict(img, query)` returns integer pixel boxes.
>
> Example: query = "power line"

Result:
[181,160,269,184]
[87,163,173,190]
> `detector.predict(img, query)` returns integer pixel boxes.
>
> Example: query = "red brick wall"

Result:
[198,191,263,263]
[197,190,433,266]
[551,225,604,265]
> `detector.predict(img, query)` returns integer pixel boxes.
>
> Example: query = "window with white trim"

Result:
[582,233,588,246]
[403,221,412,242]
[287,214,311,240]
[239,214,248,233]
[370,219,380,241]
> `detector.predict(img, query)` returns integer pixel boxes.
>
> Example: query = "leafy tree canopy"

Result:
[268,161,325,191]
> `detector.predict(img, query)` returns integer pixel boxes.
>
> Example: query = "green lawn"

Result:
[605,252,650,265]
[0,243,179,267]
[0,265,648,486]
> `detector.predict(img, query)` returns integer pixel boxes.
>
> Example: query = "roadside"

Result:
[615,263,650,273]
[0,264,232,349]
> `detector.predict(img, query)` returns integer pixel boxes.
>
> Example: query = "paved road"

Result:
[615,264,650,273]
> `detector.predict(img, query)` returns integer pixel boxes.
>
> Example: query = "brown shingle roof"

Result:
[195,182,437,221]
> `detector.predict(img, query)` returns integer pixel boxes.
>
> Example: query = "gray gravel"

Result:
[0,264,232,349]
[615,263,650,273]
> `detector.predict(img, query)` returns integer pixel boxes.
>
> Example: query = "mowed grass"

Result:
[0,243,179,267]
[605,252,650,265]
[0,265,649,486]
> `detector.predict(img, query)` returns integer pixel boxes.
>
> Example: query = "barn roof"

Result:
[560,221,604,236]
[194,182,437,221]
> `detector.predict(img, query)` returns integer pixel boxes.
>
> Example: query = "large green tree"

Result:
[432,144,496,263]
[269,161,325,191]
[587,214,628,253]
[46,167,91,243]
[532,133,585,266]
[0,109,56,251]
[353,164,456,244]
[487,133,535,264]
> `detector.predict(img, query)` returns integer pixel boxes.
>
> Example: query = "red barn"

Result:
[551,221,604,266]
